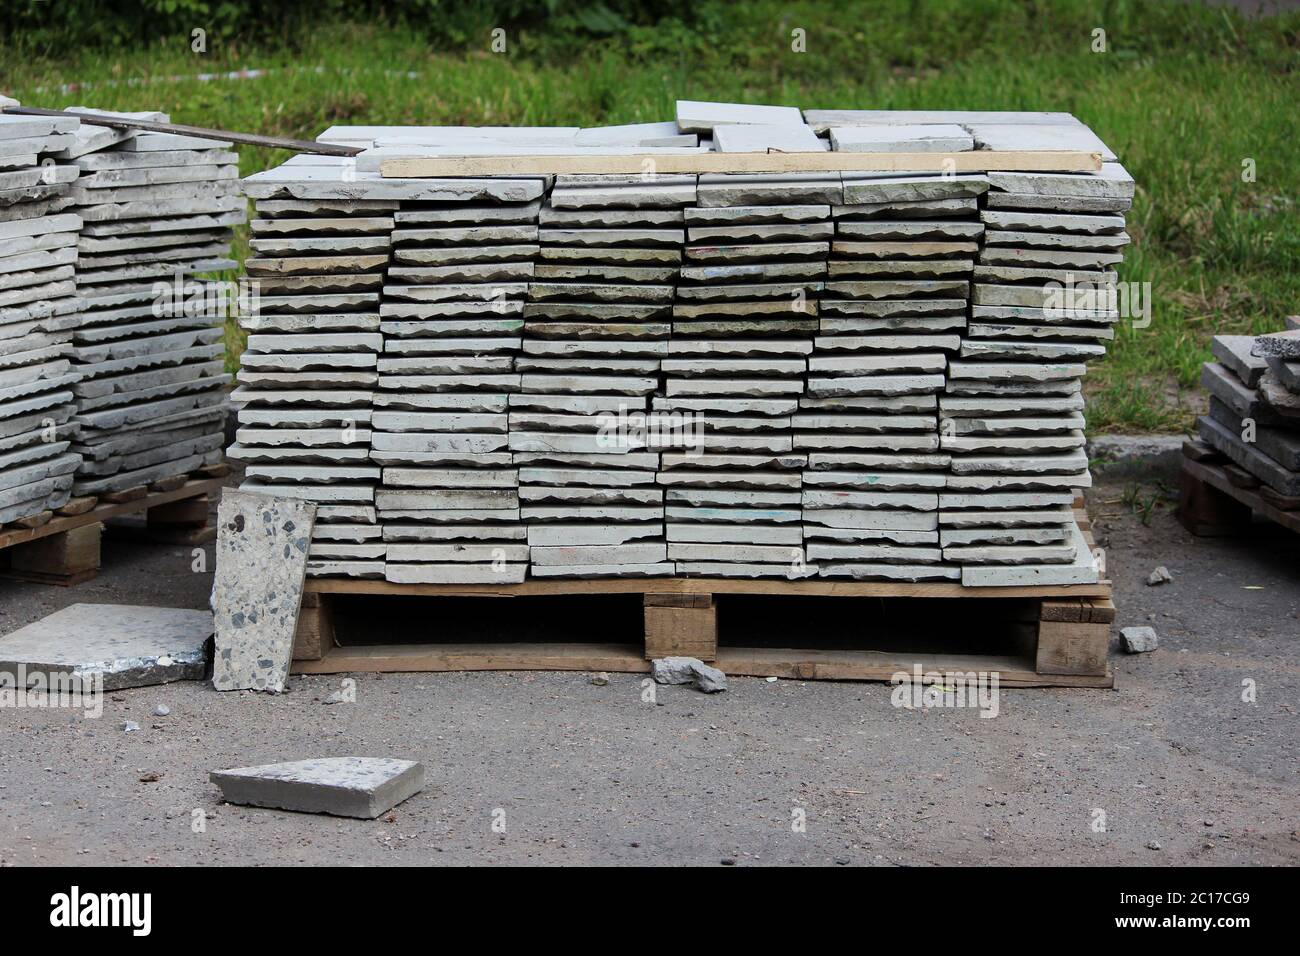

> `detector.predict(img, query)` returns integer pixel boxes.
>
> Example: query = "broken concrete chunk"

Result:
[1146,566,1172,586]
[652,656,696,685]
[651,656,729,693]
[210,756,425,818]
[1120,626,1159,653]
[691,661,729,693]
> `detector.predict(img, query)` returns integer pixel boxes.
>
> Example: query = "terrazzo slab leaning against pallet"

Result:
[0,110,84,525]
[66,110,240,497]
[233,104,1125,587]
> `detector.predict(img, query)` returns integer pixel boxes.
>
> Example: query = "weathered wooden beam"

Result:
[2,105,362,157]
[380,149,1102,178]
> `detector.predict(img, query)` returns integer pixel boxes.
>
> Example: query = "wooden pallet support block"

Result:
[148,493,211,526]
[293,593,336,661]
[1036,599,1110,676]
[7,523,103,585]
[140,493,214,545]
[644,593,717,661]
[1178,463,1252,536]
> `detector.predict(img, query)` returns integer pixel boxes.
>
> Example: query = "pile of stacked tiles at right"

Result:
[1198,322,1300,499]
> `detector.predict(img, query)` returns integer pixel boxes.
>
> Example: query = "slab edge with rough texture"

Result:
[0,603,212,691]
[209,757,425,818]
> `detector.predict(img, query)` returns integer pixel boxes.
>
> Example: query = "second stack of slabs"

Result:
[376,179,543,585]
[941,163,1132,584]
[236,158,393,578]
[1196,330,1300,499]
[513,174,687,577]
[665,165,836,578]
[800,162,982,582]
[68,118,240,497]
[0,111,83,524]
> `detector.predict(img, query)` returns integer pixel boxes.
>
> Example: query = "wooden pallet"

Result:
[0,466,226,586]
[291,501,1114,688]
[1177,440,1300,536]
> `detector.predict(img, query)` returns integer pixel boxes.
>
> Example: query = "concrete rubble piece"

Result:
[651,655,729,692]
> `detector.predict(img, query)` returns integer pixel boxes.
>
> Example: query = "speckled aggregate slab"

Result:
[210,489,315,693]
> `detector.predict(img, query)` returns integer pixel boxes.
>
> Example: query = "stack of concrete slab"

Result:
[228,106,1130,586]
[945,156,1130,584]
[234,159,393,579]
[378,178,543,585]
[67,113,239,497]
[665,164,833,578]
[514,174,682,578]
[0,111,84,525]
[1197,329,1300,498]
[800,164,980,582]
[237,155,547,582]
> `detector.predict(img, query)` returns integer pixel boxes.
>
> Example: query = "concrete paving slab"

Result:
[210,756,424,818]
[0,603,212,691]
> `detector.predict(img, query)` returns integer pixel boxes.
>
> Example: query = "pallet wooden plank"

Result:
[1182,439,1220,463]
[1040,598,1084,623]
[290,642,1112,687]
[718,646,1112,688]
[1180,456,1300,535]
[1259,485,1300,512]
[381,150,1102,179]
[3,523,102,586]
[293,642,646,674]
[1085,597,1117,624]
[304,576,1111,599]
[0,477,223,551]
[644,593,713,608]
[292,593,335,662]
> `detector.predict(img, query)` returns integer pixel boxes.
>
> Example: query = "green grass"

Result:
[4,0,1298,434]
